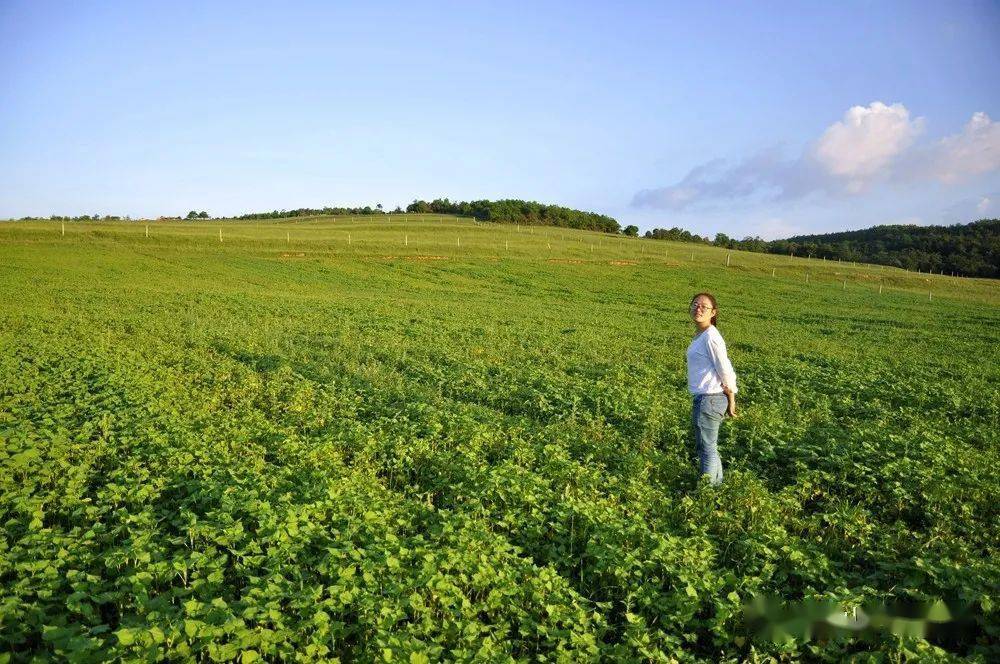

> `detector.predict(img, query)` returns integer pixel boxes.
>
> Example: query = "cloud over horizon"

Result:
[812,102,923,192]
[632,102,1000,211]
[905,112,1000,183]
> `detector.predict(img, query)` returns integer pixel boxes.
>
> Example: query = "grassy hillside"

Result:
[2,215,998,661]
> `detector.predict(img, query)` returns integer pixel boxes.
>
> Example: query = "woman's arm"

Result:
[708,332,738,417]
[706,332,738,395]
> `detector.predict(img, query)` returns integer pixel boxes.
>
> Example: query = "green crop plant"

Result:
[1,216,997,661]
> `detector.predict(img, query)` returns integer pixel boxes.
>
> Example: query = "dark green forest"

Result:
[405,198,621,233]
[234,205,394,220]
[646,219,999,278]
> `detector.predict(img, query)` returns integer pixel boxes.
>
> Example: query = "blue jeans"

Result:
[692,393,727,485]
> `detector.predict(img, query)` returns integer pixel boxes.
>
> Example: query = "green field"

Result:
[2,216,998,662]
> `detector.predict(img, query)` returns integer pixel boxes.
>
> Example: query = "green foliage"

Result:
[0,217,998,661]
[645,226,711,243]
[654,219,1000,279]
[235,205,385,220]
[773,218,999,277]
[405,198,620,233]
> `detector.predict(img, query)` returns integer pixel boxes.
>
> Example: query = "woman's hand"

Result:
[722,385,737,418]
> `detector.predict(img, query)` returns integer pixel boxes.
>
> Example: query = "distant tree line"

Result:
[20,214,132,222]
[10,213,202,222]
[645,219,999,278]
[769,220,998,277]
[405,198,620,233]
[234,204,394,220]
[644,226,713,244]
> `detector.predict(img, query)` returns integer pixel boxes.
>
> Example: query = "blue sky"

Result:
[2,1,998,238]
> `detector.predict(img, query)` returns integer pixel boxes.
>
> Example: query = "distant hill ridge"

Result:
[9,198,622,235]
[10,204,996,277]
[646,219,999,278]
[233,198,622,234]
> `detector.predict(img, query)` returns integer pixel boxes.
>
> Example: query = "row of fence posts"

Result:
[716,248,944,299]
[707,247,940,300]
[51,220,943,300]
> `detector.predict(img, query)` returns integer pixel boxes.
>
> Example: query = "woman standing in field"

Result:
[687,292,737,485]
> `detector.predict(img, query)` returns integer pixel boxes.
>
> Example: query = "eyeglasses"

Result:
[690,303,715,311]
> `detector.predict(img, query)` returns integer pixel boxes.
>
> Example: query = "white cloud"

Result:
[941,192,1000,221]
[925,112,1000,183]
[811,102,924,192]
[631,148,795,210]
[633,103,1000,211]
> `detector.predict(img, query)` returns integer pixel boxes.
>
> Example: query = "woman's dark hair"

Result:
[691,292,719,327]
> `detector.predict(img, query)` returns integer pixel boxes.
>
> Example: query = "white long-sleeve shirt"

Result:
[686,325,738,395]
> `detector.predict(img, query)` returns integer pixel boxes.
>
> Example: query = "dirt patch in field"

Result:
[278,252,307,258]
[547,258,586,264]
[609,260,638,266]
[406,255,449,261]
